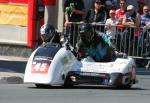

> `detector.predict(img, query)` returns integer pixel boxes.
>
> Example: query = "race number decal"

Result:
[31,57,51,74]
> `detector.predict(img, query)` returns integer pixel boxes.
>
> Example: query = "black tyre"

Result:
[116,84,132,89]
[63,76,74,88]
[35,84,51,88]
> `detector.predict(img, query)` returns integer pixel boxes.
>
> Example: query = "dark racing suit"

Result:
[77,32,114,62]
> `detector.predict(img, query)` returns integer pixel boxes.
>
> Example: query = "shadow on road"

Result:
[27,85,146,90]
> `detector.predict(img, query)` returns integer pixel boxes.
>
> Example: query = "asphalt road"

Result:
[0,70,150,103]
[0,56,150,103]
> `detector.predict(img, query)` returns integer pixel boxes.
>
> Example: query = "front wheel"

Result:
[116,83,132,89]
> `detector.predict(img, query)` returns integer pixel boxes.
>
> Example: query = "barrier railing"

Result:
[64,22,150,59]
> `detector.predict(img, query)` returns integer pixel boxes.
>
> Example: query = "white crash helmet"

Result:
[40,24,56,42]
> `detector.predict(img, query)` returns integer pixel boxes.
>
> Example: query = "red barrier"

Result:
[27,0,37,48]
[0,0,56,48]
[43,0,56,6]
[0,0,28,3]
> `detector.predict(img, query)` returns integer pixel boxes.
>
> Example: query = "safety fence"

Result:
[64,22,150,59]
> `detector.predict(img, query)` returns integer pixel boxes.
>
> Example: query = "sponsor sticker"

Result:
[31,56,51,74]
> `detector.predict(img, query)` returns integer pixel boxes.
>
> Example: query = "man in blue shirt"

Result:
[140,5,150,27]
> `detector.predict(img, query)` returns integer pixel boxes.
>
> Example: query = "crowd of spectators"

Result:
[64,0,150,30]
[63,0,150,55]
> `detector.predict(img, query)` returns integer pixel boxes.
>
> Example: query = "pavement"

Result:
[0,56,28,84]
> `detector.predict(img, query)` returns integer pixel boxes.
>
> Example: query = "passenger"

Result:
[76,23,126,62]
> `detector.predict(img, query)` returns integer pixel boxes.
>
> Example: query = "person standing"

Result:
[140,5,150,58]
[105,9,119,41]
[122,5,140,28]
[122,5,140,55]
[84,0,107,25]
[115,0,127,25]
[140,5,150,27]
[64,0,85,27]
[64,0,85,47]
[137,0,145,15]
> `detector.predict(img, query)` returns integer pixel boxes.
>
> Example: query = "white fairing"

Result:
[24,47,77,85]
[24,46,136,86]
[78,57,135,74]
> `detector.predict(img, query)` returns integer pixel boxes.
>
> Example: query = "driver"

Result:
[40,23,60,44]
[77,23,125,62]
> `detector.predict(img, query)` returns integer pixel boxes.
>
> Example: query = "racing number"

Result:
[31,61,50,74]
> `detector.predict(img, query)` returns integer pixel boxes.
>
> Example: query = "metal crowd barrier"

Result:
[64,22,150,59]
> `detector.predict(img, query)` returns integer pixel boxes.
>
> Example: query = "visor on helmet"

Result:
[40,24,56,42]
[80,24,95,44]
[80,30,94,43]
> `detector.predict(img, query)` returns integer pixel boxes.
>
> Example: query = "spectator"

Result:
[64,0,85,27]
[122,5,140,55]
[140,5,150,27]
[112,0,119,10]
[64,0,85,47]
[115,0,127,25]
[114,0,127,51]
[140,5,150,57]
[83,0,94,13]
[84,0,107,25]
[105,9,119,41]
[105,9,119,51]
[105,0,114,18]
[122,5,140,27]
[137,0,145,15]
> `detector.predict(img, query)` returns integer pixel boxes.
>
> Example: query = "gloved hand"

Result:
[115,51,127,58]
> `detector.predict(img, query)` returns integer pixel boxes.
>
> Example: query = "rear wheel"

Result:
[63,76,74,88]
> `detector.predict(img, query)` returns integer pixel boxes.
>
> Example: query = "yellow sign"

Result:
[0,4,28,26]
